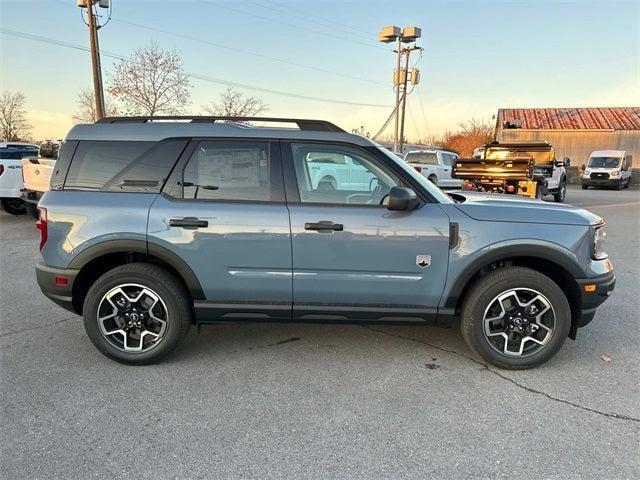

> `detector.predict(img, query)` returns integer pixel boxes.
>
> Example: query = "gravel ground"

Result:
[1,185,639,479]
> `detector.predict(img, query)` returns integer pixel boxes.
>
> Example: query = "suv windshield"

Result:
[588,157,621,168]
[405,152,438,165]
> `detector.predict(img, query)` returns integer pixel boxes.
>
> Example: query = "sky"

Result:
[1,0,639,140]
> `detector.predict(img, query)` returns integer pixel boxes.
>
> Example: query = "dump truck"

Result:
[452,141,568,202]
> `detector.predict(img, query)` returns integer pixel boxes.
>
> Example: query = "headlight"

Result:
[610,170,620,177]
[592,224,607,260]
[584,169,590,177]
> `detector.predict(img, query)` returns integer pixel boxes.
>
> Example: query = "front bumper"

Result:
[582,177,621,187]
[36,262,79,314]
[575,271,616,329]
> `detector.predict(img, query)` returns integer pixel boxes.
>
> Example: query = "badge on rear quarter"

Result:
[416,255,431,268]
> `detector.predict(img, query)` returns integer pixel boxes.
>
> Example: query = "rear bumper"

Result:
[36,262,79,314]
[20,189,44,204]
[575,271,616,328]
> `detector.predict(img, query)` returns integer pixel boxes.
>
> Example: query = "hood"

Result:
[450,191,601,226]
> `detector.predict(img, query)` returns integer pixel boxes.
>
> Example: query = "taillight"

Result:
[35,207,47,251]
[413,166,422,173]
[0,165,4,176]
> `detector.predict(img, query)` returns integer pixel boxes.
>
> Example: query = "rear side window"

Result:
[181,140,272,201]
[50,141,78,190]
[0,148,38,159]
[64,139,187,192]
[405,152,438,165]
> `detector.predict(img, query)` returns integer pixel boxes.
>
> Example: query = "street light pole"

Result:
[378,25,422,154]
[393,36,402,153]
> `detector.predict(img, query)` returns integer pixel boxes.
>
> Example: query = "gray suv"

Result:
[35,117,615,369]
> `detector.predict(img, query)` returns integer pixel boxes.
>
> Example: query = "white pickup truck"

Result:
[404,148,461,189]
[22,157,57,218]
[0,142,39,214]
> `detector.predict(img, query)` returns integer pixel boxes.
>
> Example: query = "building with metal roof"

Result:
[495,108,640,175]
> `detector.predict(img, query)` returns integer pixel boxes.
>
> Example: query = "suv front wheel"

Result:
[460,267,571,369]
[83,263,192,364]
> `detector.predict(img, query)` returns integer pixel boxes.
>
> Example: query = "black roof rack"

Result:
[95,116,345,133]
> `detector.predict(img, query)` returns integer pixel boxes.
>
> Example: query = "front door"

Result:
[283,142,451,322]
[148,139,292,321]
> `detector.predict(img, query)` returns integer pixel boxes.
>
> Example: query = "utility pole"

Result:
[378,26,422,153]
[78,0,109,120]
[393,36,402,153]
[398,45,422,153]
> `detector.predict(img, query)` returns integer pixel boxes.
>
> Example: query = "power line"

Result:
[197,0,386,51]
[57,0,386,87]
[0,28,391,108]
[249,0,375,42]
[415,85,431,138]
[110,18,387,87]
[373,92,405,140]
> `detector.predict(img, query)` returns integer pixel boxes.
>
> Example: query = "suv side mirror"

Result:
[581,164,586,171]
[387,186,419,211]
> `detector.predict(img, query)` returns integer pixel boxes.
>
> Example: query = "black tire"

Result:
[83,263,192,365]
[616,180,624,190]
[428,174,438,186]
[553,180,566,203]
[26,203,39,219]
[1,197,26,215]
[624,179,630,189]
[581,184,588,190]
[460,267,571,369]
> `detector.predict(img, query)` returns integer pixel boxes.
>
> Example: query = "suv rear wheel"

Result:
[460,267,571,369]
[83,263,192,364]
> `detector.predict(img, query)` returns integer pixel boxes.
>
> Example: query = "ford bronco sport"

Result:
[35,117,615,369]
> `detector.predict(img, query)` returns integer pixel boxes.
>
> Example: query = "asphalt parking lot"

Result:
[1,185,639,479]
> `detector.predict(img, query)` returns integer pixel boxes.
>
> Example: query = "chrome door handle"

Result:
[304,221,343,232]
[169,217,208,229]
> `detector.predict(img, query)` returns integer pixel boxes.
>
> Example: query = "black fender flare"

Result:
[442,242,585,310]
[68,239,205,300]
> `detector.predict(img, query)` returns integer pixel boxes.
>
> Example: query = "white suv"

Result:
[404,149,461,188]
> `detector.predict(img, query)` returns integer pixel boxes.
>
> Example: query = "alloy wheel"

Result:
[97,283,168,353]
[482,288,555,357]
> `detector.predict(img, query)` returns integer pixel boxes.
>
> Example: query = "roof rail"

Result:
[95,116,345,133]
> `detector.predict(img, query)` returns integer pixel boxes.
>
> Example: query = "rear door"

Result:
[283,141,450,322]
[149,138,292,321]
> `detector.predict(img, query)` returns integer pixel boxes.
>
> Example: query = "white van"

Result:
[582,150,632,190]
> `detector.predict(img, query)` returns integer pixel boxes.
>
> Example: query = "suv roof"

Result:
[67,116,374,146]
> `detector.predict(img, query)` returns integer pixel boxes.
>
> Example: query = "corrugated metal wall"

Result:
[496,129,640,168]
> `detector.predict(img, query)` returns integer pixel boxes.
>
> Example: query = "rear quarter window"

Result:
[64,139,187,192]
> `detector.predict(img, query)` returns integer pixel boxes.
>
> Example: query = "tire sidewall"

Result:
[83,267,189,364]
[462,269,571,369]
[1,198,27,215]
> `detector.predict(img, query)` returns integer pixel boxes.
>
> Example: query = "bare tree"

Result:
[202,87,268,117]
[458,117,495,141]
[107,42,191,116]
[72,87,120,124]
[0,91,32,141]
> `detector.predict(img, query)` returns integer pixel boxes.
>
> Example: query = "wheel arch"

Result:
[68,240,204,315]
[444,246,584,339]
